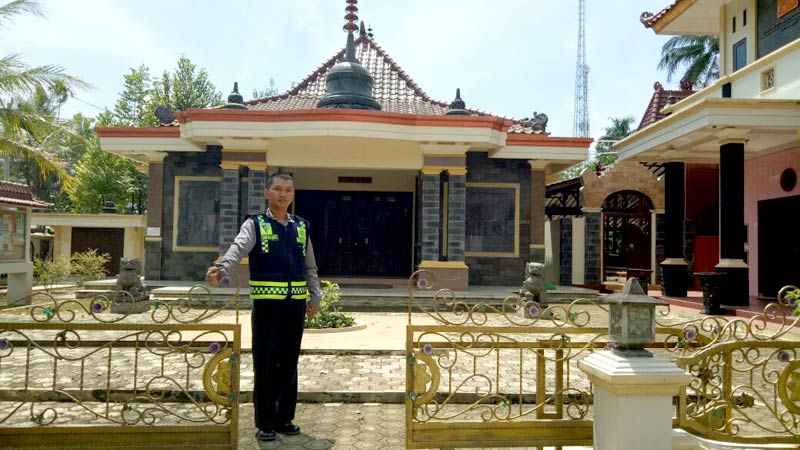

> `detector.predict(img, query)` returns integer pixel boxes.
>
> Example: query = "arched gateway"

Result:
[601,190,654,282]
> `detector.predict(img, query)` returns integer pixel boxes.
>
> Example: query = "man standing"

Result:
[206,172,321,442]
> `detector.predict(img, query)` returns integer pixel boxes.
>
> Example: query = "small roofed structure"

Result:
[0,180,54,305]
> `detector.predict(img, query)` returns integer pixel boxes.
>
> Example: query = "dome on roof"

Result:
[317,33,380,110]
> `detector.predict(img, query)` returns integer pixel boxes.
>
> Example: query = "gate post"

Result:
[578,278,691,450]
[579,351,690,450]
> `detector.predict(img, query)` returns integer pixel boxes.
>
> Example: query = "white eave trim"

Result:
[490,144,588,162]
[179,120,507,148]
[32,213,147,228]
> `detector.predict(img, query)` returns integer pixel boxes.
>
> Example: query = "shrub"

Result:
[304,280,356,329]
[33,257,72,292]
[70,249,110,286]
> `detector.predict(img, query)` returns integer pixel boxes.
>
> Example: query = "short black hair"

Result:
[266,172,293,189]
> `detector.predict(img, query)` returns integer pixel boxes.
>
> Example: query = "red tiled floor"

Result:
[656,289,798,325]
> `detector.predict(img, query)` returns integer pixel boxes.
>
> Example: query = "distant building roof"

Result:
[0,180,54,209]
[245,32,546,134]
[640,1,684,29]
[637,81,695,131]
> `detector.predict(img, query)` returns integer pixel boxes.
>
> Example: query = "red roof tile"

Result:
[0,180,54,209]
[637,81,695,131]
[245,34,544,134]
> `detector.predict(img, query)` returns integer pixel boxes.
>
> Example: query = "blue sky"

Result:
[4,0,678,142]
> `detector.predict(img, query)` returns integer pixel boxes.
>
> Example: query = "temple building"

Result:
[615,0,800,303]
[96,11,591,289]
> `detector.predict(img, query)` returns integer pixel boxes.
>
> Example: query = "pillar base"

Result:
[5,262,33,306]
[417,261,469,291]
[715,261,749,306]
[578,351,691,450]
[660,259,688,297]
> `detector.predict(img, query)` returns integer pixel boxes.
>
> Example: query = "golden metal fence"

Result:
[0,284,242,450]
[405,271,800,449]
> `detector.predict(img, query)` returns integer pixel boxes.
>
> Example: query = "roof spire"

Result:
[445,88,469,115]
[222,82,247,109]
[317,0,380,110]
[359,20,366,35]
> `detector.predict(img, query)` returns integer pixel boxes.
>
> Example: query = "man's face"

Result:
[266,177,294,209]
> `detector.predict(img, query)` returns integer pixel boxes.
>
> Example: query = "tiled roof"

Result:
[245,33,544,134]
[640,1,683,28]
[637,81,695,130]
[0,180,54,209]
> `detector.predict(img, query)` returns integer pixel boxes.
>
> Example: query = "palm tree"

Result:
[657,35,720,88]
[596,116,635,170]
[0,0,90,185]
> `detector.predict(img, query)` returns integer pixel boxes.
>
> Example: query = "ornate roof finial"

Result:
[359,20,366,35]
[222,82,247,109]
[446,88,469,115]
[367,25,373,38]
[343,0,359,34]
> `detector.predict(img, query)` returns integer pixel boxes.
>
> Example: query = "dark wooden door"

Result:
[71,228,124,275]
[758,195,800,298]
[295,191,412,277]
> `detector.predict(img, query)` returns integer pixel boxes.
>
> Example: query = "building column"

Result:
[571,216,586,285]
[246,163,267,214]
[560,219,573,286]
[544,219,561,285]
[219,162,241,255]
[529,161,547,263]
[419,168,442,262]
[716,140,749,306]
[144,159,164,280]
[52,225,72,260]
[584,210,601,285]
[446,168,467,262]
[661,162,688,296]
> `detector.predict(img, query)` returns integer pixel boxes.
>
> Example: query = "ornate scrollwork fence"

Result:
[405,270,800,449]
[0,282,242,450]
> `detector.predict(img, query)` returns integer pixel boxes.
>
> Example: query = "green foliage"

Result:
[150,56,223,113]
[304,280,356,329]
[33,256,71,292]
[97,65,154,127]
[0,0,90,186]
[657,35,719,88]
[68,144,135,213]
[557,116,636,181]
[70,249,110,286]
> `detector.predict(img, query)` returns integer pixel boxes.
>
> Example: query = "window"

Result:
[743,9,747,26]
[733,16,736,32]
[733,38,747,71]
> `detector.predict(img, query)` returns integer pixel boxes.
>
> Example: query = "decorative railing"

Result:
[405,270,800,448]
[0,279,242,450]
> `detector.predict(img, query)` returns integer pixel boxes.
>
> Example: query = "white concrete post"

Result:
[578,351,691,450]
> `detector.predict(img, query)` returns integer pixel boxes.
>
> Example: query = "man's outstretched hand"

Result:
[205,267,221,287]
[307,304,319,317]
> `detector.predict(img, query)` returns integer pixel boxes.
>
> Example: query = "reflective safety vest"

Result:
[247,212,309,300]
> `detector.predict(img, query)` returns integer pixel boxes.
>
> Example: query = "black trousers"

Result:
[251,299,306,431]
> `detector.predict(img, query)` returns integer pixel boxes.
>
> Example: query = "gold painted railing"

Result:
[405,271,800,448]
[0,280,242,450]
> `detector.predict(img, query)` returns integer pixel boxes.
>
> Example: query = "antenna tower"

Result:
[573,0,590,137]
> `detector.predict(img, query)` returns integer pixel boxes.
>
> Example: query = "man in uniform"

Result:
[206,172,321,441]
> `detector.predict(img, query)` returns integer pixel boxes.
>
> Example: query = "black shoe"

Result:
[276,422,301,435]
[256,429,277,441]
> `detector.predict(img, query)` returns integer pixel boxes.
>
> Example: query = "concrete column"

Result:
[420,168,442,262]
[446,168,466,262]
[544,219,561,285]
[123,227,144,261]
[219,163,241,255]
[6,262,33,306]
[717,140,749,306]
[246,164,267,214]
[571,217,586,285]
[529,162,547,263]
[52,225,72,260]
[579,352,691,450]
[661,162,688,296]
